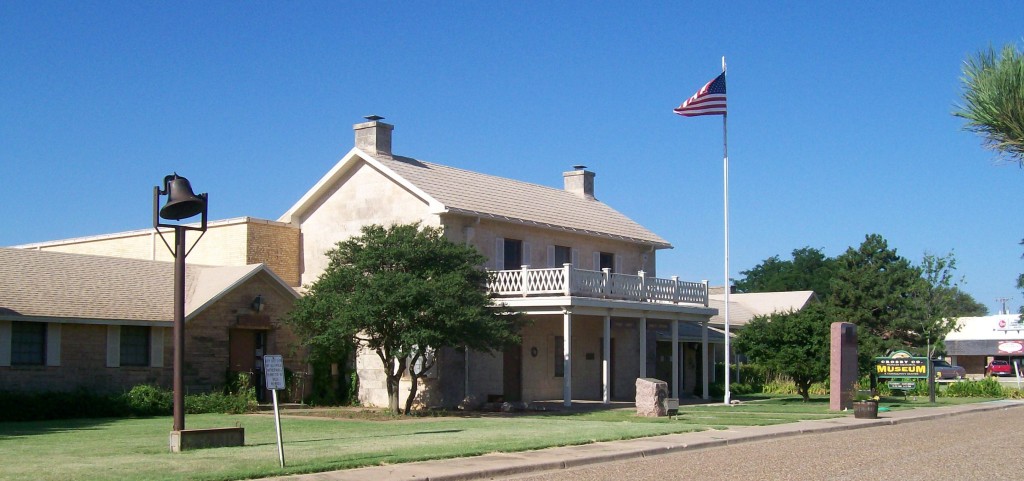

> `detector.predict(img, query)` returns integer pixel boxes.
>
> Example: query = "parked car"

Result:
[932,360,966,380]
[986,360,1013,377]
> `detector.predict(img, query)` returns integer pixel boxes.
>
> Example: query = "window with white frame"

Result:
[11,321,46,366]
[120,325,150,367]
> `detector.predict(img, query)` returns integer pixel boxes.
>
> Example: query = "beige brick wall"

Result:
[246,222,301,286]
[30,231,163,260]
[20,218,302,287]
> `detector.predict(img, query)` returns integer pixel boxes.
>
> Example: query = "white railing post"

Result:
[521,265,530,297]
[601,268,611,298]
[563,263,573,296]
[702,279,709,307]
[671,276,679,304]
[638,270,646,301]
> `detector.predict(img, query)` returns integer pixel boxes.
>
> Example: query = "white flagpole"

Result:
[721,56,731,406]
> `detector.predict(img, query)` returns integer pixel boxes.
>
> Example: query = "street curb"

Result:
[425,401,1024,481]
[263,401,1024,481]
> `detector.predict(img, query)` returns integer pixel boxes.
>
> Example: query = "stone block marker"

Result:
[635,378,668,417]
[829,322,858,411]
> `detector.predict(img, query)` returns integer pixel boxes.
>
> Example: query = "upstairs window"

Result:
[553,245,572,267]
[599,252,615,273]
[11,322,45,366]
[503,238,523,270]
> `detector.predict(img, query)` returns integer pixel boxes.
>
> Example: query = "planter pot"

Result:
[853,401,878,419]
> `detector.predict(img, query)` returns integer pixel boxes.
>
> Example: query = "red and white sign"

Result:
[997,341,1024,355]
[995,316,1023,331]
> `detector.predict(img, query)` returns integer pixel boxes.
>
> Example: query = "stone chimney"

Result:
[354,115,394,156]
[563,165,595,199]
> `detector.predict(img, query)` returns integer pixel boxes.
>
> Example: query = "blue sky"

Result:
[2,2,1022,313]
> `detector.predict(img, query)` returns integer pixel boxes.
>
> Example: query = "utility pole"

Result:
[996,297,1011,315]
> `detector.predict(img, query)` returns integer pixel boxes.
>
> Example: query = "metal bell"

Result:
[159,174,206,220]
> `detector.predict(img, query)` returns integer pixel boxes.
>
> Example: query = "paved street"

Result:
[501,407,1024,481]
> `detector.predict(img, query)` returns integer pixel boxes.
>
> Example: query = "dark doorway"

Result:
[654,341,681,395]
[503,344,523,402]
[230,329,268,402]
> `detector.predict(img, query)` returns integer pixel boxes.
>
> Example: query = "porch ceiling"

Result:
[494,295,716,321]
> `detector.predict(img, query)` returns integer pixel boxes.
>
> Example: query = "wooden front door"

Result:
[503,345,523,402]
[229,329,268,402]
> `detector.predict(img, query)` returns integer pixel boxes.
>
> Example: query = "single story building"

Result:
[945,314,1024,376]
[0,247,306,401]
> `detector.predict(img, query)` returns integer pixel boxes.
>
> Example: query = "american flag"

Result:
[673,72,727,117]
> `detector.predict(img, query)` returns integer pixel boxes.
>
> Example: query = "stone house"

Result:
[0,247,305,401]
[276,118,719,407]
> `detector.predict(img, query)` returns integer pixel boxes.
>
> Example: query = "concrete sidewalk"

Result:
[260,400,1024,481]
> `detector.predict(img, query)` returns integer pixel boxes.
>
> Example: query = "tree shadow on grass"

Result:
[0,417,124,440]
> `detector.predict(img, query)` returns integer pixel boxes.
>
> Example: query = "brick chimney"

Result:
[354,115,393,156]
[563,165,595,199]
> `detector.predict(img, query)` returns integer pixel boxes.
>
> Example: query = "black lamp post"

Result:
[153,173,208,432]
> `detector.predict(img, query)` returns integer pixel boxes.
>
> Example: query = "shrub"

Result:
[124,384,172,416]
[185,392,254,414]
[944,377,1005,398]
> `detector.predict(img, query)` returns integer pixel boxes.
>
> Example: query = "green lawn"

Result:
[0,397,980,481]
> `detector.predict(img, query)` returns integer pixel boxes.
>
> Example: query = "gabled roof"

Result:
[0,248,297,324]
[707,291,817,327]
[279,148,671,248]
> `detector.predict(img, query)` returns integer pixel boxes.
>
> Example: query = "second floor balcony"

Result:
[487,265,708,306]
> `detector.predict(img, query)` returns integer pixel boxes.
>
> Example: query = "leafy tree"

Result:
[733,247,836,298]
[734,303,832,401]
[915,252,985,358]
[286,223,524,414]
[829,234,930,364]
[954,42,1024,165]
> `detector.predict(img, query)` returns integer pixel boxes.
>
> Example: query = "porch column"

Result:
[638,314,647,378]
[701,320,709,400]
[602,312,611,404]
[563,309,572,407]
[671,319,679,399]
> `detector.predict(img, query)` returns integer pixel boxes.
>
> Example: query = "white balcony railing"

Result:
[487,265,708,306]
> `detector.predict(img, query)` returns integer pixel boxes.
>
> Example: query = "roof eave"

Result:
[440,208,672,249]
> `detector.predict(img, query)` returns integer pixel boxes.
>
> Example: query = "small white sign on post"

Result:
[263,355,286,468]
[264,354,286,390]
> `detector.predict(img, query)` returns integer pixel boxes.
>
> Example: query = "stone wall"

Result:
[519,314,642,402]
[450,216,658,275]
[296,160,437,286]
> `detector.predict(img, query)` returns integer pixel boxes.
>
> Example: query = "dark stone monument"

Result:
[829,322,858,411]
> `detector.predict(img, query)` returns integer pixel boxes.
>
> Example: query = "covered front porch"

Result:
[501,296,719,406]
